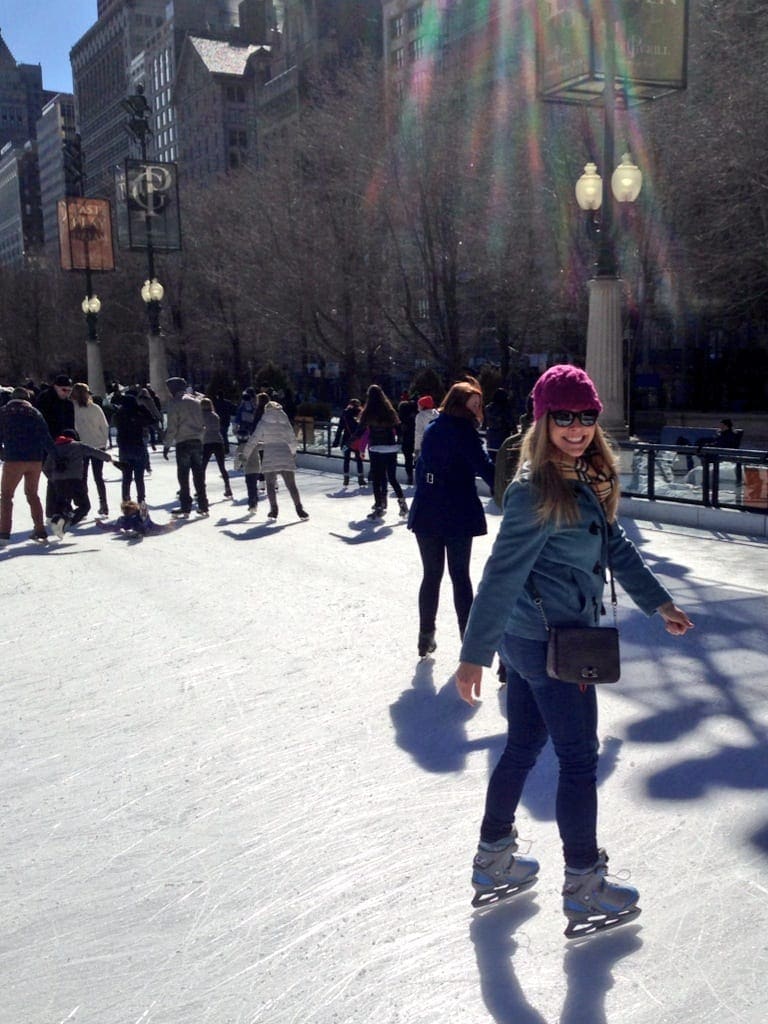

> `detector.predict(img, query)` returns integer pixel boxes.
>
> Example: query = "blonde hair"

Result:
[516,418,619,525]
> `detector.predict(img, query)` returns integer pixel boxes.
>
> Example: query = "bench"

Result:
[659,426,718,448]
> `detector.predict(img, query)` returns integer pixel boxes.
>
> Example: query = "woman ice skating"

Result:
[359,384,407,520]
[71,382,110,516]
[245,401,308,521]
[407,381,495,658]
[455,364,693,936]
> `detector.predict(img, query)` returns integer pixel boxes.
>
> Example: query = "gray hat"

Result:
[166,377,187,396]
[11,386,31,400]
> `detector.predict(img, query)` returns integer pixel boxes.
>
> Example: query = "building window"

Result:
[390,14,403,39]
[408,4,423,30]
[408,38,423,61]
[391,47,404,69]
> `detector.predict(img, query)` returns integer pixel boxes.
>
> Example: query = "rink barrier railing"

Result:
[292,420,768,517]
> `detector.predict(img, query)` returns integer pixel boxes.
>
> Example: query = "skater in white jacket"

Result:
[244,402,308,521]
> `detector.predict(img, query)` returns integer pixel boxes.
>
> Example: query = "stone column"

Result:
[585,276,627,440]
[148,332,170,402]
[86,339,105,398]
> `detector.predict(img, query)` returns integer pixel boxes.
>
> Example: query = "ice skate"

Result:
[296,506,309,520]
[398,497,408,517]
[170,508,190,518]
[418,631,436,658]
[471,829,539,908]
[50,516,67,540]
[0,534,9,548]
[562,849,641,939]
[367,505,384,519]
[267,508,278,520]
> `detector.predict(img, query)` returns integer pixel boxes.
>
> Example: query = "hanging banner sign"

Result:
[57,197,115,272]
[115,159,182,251]
[537,0,689,106]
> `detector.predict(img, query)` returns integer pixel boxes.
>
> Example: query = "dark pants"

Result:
[245,472,260,507]
[482,635,599,870]
[203,442,231,492]
[51,478,90,525]
[119,445,147,503]
[369,450,403,508]
[342,447,365,478]
[415,533,474,636]
[265,470,302,512]
[176,439,208,513]
[402,444,415,484]
[83,455,108,511]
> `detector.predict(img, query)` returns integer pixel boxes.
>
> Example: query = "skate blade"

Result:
[471,875,537,909]
[564,904,641,939]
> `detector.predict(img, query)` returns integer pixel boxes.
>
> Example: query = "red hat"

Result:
[417,395,434,410]
[532,365,602,421]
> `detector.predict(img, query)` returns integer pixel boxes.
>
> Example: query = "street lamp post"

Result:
[576,15,626,438]
[575,138,643,440]
[124,85,170,399]
[537,0,688,438]
[82,267,105,397]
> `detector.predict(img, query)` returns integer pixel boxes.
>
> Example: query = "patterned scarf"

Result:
[553,449,616,508]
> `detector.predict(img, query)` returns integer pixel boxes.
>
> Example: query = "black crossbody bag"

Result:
[531,552,620,686]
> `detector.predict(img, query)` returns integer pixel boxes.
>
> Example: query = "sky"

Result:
[2,1,97,94]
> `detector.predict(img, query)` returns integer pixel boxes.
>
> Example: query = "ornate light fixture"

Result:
[575,162,603,211]
[141,278,164,303]
[611,153,643,203]
[81,294,102,315]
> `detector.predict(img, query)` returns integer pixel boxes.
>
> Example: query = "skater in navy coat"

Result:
[407,380,495,658]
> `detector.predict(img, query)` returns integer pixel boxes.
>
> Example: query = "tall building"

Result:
[259,0,382,149]
[0,141,43,267]
[70,0,168,197]
[174,35,273,183]
[36,93,78,259]
[72,1,276,194]
[0,28,52,149]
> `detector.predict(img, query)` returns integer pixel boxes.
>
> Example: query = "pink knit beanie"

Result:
[417,395,435,410]
[532,365,602,421]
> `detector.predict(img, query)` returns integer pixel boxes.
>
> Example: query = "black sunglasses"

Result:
[549,409,600,427]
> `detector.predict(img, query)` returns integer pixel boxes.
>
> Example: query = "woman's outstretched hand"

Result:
[456,662,483,706]
[658,601,694,635]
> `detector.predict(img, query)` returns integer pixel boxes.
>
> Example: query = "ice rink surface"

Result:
[2,453,767,1023]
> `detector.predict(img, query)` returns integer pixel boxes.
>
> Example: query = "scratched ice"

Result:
[2,452,767,1024]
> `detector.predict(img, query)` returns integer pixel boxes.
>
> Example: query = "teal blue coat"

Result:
[459,474,672,667]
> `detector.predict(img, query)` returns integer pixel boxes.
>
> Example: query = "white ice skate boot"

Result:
[562,848,641,938]
[471,828,539,908]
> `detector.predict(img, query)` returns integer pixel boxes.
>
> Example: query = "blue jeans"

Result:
[481,635,599,869]
[176,439,208,513]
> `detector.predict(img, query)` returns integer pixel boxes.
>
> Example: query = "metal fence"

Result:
[293,420,768,517]
[616,441,768,514]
